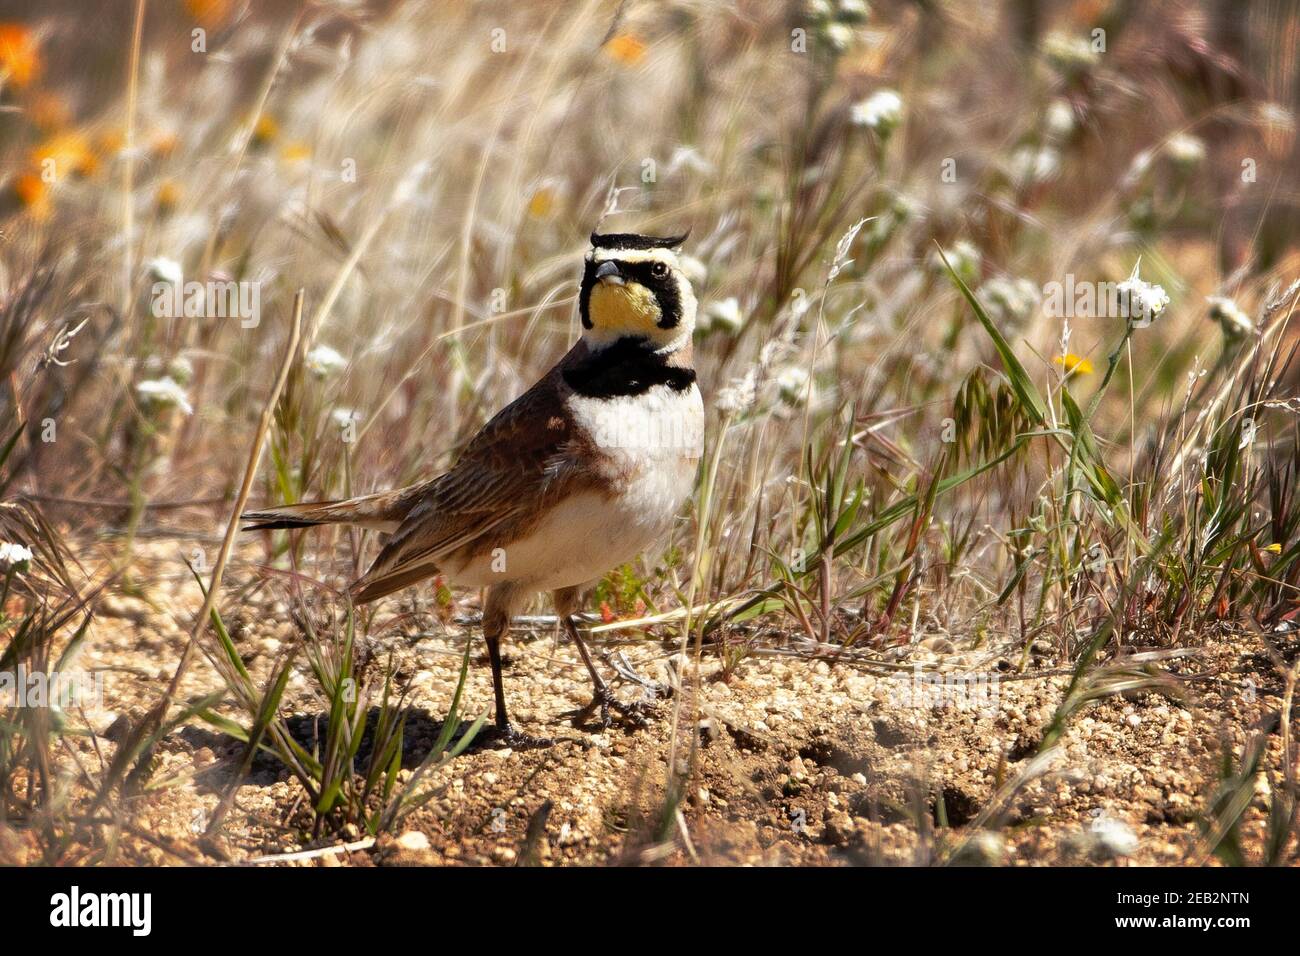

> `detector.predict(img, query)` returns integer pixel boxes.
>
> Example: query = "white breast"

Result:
[447,384,703,592]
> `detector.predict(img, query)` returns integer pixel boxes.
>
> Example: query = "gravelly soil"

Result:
[4,540,1296,867]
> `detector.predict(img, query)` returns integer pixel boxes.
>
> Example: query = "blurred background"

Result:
[0,0,1297,616]
[2,0,1300,868]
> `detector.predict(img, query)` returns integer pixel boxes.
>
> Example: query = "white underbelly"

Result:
[447,456,696,590]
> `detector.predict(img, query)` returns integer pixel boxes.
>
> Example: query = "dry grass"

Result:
[0,0,1298,865]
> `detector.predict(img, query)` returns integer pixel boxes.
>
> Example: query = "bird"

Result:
[243,230,704,748]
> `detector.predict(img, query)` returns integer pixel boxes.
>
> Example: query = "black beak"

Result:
[594,260,625,286]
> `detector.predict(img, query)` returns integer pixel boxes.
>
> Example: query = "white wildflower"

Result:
[1117,264,1169,327]
[1207,296,1253,338]
[168,355,194,386]
[678,254,708,286]
[331,408,362,429]
[145,256,183,285]
[703,297,745,335]
[1042,32,1099,75]
[1009,145,1060,184]
[837,0,869,23]
[981,276,1041,324]
[776,366,812,406]
[1166,133,1205,168]
[821,22,855,52]
[805,0,834,17]
[136,376,193,415]
[851,90,903,133]
[306,344,348,377]
[1124,148,1155,187]
[716,368,757,416]
[0,542,33,570]
[931,239,981,285]
[666,146,713,177]
[1257,101,1295,133]
[1045,98,1075,140]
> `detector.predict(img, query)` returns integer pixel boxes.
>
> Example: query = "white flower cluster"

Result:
[0,542,33,570]
[1042,32,1100,76]
[1009,145,1060,185]
[136,376,194,415]
[1117,265,1170,327]
[806,0,870,53]
[701,298,745,336]
[1044,98,1074,141]
[931,239,981,285]
[306,344,348,377]
[851,89,903,134]
[1165,133,1205,168]
[715,367,757,416]
[980,276,1041,324]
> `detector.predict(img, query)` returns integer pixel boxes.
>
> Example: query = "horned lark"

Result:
[245,231,704,747]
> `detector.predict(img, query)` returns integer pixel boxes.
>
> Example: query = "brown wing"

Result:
[349,352,600,603]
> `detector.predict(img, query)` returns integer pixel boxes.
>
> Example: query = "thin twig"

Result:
[120,0,146,315]
[245,837,376,866]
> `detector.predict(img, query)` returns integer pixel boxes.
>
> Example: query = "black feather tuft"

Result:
[589,230,690,251]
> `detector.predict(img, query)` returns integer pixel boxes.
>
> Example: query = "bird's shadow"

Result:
[177,707,487,792]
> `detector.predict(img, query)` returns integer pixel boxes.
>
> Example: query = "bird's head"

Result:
[579,231,696,352]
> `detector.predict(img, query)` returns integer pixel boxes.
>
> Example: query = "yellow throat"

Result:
[587,281,662,335]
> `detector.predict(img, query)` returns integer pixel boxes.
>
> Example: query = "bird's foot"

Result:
[609,651,674,701]
[484,724,564,751]
[566,685,659,730]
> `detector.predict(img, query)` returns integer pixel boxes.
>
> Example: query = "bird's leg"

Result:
[561,614,658,730]
[480,588,556,751]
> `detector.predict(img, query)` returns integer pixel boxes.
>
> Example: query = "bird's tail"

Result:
[243,487,416,532]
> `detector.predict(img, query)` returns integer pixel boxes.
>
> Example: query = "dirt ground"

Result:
[6,540,1296,867]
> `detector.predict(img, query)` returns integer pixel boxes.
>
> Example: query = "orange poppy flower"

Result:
[184,0,233,30]
[604,33,646,66]
[0,22,40,89]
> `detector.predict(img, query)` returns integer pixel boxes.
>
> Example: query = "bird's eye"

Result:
[650,261,669,278]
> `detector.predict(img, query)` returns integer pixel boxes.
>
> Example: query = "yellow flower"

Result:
[0,22,41,89]
[30,131,97,181]
[280,141,311,165]
[184,0,233,30]
[8,172,50,220]
[1264,543,1282,554]
[527,185,556,219]
[156,179,182,214]
[604,33,646,66]
[1053,353,1094,375]
[96,128,125,157]
[250,113,278,147]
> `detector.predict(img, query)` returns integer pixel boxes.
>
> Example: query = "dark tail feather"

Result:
[242,501,344,531]
[242,492,408,533]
